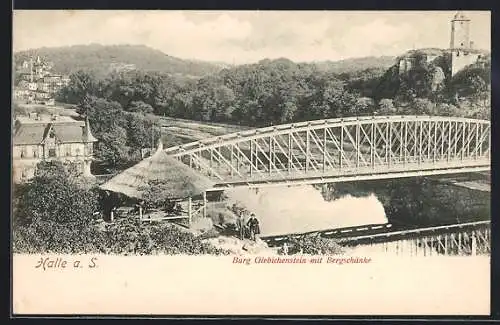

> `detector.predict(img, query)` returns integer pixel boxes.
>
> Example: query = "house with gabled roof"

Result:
[12,113,98,182]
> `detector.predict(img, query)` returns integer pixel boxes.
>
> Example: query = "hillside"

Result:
[13,44,227,78]
[375,49,491,102]
[14,44,397,79]
[311,56,396,74]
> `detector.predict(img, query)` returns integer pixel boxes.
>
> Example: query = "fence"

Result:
[341,220,490,256]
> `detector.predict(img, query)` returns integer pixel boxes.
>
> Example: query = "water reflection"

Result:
[225,185,388,237]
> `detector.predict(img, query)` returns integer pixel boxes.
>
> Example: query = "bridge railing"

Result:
[164,115,490,156]
[164,115,490,186]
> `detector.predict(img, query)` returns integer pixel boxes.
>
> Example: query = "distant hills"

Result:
[13,44,230,78]
[309,56,396,74]
[13,44,397,78]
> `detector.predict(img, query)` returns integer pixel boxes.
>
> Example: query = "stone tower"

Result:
[450,11,479,76]
[450,11,471,50]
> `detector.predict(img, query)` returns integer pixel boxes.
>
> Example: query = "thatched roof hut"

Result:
[99,143,215,201]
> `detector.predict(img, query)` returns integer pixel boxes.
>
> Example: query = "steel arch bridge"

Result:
[164,115,491,189]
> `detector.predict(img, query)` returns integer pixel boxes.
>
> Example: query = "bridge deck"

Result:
[205,158,489,188]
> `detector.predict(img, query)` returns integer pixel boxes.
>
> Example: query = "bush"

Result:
[12,216,231,256]
[198,228,221,240]
[284,234,344,255]
[12,219,105,254]
[15,161,99,225]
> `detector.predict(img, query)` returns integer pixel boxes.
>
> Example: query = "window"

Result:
[65,146,71,156]
[20,147,27,158]
[49,148,56,157]
[76,148,81,156]
[33,148,38,158]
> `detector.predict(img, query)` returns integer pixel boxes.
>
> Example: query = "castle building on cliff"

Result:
[397,11,488,78]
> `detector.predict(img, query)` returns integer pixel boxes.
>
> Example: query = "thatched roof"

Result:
[99,143,215,200]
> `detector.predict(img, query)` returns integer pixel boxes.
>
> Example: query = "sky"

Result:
[13,10,491,64]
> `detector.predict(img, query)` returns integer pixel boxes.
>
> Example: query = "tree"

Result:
[378,98,397,115]
[57,70,98,104]
[126,113,159,151]
[15,161,99,225]
[127,101,154,114]
[280,101,298,123]
[436,103,461,117]
[139,179,177,212]
[411,98,436,115]
[353,97,375,116]
[94,125,129,166]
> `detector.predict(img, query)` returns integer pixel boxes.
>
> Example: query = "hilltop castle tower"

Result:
[450,11,480,76]
[450,11,471,50]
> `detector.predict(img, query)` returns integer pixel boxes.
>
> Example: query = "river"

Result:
[222,173,490,236]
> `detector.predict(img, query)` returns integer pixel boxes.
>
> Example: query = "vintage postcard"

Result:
[12,10,491,316]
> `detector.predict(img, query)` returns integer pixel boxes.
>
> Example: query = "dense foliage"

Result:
[76,95,161,172]
[58,55,489,127]
[376,54,490,118]
[14,161,99,226]
[138,179,181,212]
[279,234,344,255]
[319,177,490,227]
[48,51,491,170]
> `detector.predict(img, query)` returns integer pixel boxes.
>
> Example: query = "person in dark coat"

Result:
[247,213,261,241]
[237,213,246,240]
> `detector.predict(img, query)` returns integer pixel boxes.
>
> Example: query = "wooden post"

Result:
[423,237,427,256]
[203,191,207,218]
[471,233,477,256]
[188,197,192,226]
[139,206,143,221]
[429,237,433,256]
[458,232,463,255]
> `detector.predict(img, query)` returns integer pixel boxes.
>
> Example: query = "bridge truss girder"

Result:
[165,116,491,188]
